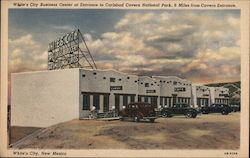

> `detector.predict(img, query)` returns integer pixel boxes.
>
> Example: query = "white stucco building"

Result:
[79,69,139,118]
[209,87,229,105]
[11,68,229,127]
[152,76,192,107]
[11,68,140,127]
[138,76,160,108]
[192,85,229,107]
[11,69,80,127]
[192,85,211,107]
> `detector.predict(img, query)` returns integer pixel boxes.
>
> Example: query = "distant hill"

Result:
[205,81,241,105]
[205,81,240,89]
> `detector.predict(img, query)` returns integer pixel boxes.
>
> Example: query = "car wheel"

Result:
[192,114,197,118]
[221,111,228,115]
[202,111,208,114]
[162,112,168,118]
[185,112,193,118]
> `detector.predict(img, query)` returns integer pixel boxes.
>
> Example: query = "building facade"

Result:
[138,76,160,108]
[152,76,192,107]
[209,87,230,105]
[192,85,211,107]
[11,68,229,127]
[79,69,139,118]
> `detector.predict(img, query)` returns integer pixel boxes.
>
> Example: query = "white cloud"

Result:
[115,12,155,29]
[9,11,240,83]
[9,34,47,72]
[82,11,240,82]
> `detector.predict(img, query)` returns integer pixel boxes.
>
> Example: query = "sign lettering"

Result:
[48,30,80,70]
[110,86,123,91]
[174,87,186,92]
[219,94,229,97]
[146,90,156,93]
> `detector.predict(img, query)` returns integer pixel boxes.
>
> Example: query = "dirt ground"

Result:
[10,126,42,144]
[11,113,240,149]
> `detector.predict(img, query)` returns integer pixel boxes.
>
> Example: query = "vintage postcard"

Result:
[1,0,249,157]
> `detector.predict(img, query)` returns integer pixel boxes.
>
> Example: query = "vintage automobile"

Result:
[119,102,157,122]
[160,103,198,118]
[200,103,232,115]
[229,104,241,112]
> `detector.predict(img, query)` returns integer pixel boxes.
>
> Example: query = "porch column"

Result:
[99,95,104,113]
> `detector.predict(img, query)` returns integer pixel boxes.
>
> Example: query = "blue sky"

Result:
[9,9,240,83]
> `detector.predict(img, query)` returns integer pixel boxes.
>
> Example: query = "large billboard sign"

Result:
[48,30,78,51]
[48,29,96,70]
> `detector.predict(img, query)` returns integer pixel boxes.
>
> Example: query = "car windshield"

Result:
[128,103,153,108]
[182,104,189,108]
[173,104,179,108]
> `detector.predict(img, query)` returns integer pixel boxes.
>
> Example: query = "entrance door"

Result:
[93,94,100,110]
[123,95,128,107]
[168,98,172,107]
[173,96,177,105]
[130,95,135,103]
[82,94,90,110]
[115,95,120,112]
[151,96,158,108]
[103,95,109,112]
[204,98,208,106]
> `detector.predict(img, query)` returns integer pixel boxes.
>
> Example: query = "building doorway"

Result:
[115,95,120,112]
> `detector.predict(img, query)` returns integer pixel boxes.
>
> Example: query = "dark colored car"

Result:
[160,103,198,118]
[119,102,157,122]
[200,104,232,115]
[229,104,241,112]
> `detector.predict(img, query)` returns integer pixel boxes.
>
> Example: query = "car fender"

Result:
[187,109,196,114]
[162,109,171,114]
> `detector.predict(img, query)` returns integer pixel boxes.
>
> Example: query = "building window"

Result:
[93,72,97,75]
[119,78,122,81]
[173,81,177,85]
[103,77,106,79]
[82,74,86,77]
[110,77,116,82]
[145,83,149,87]
[144,97,148,103]
[93,94,100,110]
[151,83,153,86]
[82,94,90,110]
[127,77,130,79]
[135,80,137,83]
